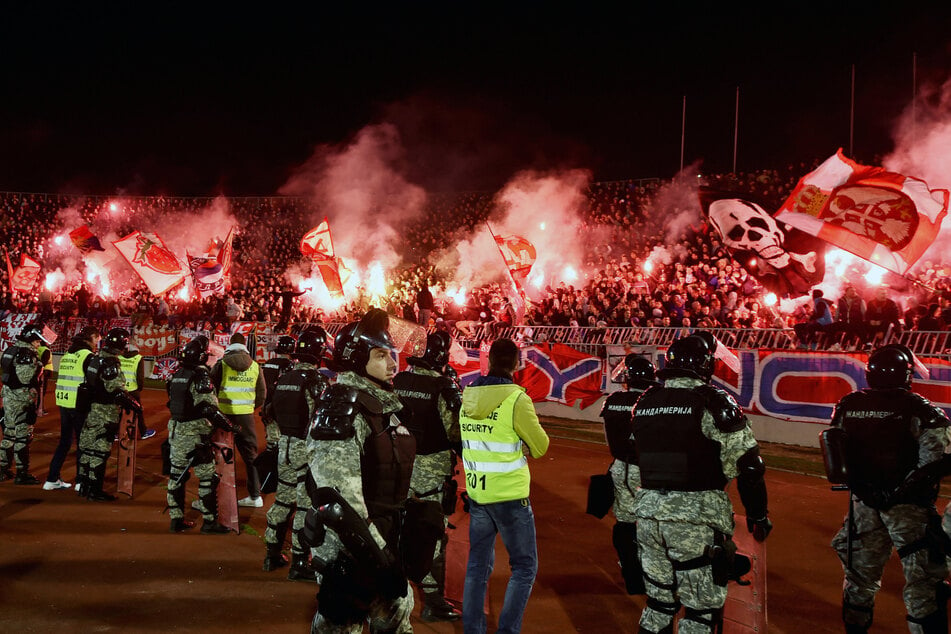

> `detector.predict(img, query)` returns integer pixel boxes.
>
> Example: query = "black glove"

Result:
[746,515,772,542]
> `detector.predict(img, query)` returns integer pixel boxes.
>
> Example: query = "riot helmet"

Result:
[866,344,914,390]
[623,353,656,388]
[17,323,49,344]
[275,335,296,355]
[408,330,451,370]
[331,309,396,375]
[180,335,210,367]
[657,334,714,381]
[294,327,326,363]
[102,328,131,354]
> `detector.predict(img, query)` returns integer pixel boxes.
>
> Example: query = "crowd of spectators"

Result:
[1,164,950,354]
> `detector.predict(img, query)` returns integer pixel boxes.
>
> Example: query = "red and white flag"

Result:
[493,234,537,284]
[219,225,236,280]
[775,149,949,275]
[113,231,185,296]
[9,253,42,293]
[300,219,344,298]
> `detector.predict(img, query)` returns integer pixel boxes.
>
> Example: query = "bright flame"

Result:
[539,222,546,231]
[644,260,654,273]
[44,271,65,291]
[177,285,190,301]
[764,293,778,307]
[864,266,885,285]
[447,287,467,306]
[53,235,64,246]
[109,202,118,212]
[366,261,386,300]
[529,271,545,289]
[563,265,578,282]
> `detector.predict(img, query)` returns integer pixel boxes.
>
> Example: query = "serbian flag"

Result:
[775,150,949,275]
[301,219,344,298]
[69,225,117,269]
[113,231,185,296]
[9,253,42,293]
[493,234,537,285]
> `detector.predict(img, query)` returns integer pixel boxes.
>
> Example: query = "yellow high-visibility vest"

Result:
[55,348,93,408]
[460,390,530,504]
[38,345,54,371]
[119,354,142,392]
[218,362,260,415]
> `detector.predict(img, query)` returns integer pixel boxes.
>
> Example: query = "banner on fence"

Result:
[132,323,178,357]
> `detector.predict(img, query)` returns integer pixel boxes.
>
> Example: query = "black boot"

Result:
[14,471,40,485]
[421,593,461,622]
[201,519,231,534]
[263,543,289,571]
[170,517,195,533]
[0,467,14,481]
[287,553,319,582]
[86,484,117,502]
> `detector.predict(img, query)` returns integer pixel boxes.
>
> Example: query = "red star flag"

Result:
[300,218,344,298]
[493,234,537,285]
[775,150,948,275]
[113,231,185,296]
[8,253,42,293]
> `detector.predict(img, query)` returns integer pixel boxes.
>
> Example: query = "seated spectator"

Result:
[793,289,834,349]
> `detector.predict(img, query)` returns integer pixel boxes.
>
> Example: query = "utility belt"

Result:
[659,530,751,588]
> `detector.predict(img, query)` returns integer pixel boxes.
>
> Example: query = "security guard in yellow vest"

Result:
[120,342,155,439]
[210,332,266,507]
[459,338,549,633]
[45,327,100,490]
[36,342,54,416]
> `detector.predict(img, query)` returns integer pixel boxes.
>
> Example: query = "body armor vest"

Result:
[601,389,643,463]
[85,354,119,404]
[273,368,319,439]
[262,357,294,405]
[633,387,727,491]
[360,405,416,530]
[393,371,451,455]
[167,366,205,421]
[1,343,39,388]
[837,389,930,504]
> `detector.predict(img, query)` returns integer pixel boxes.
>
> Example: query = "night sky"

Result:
[2,3,949,196]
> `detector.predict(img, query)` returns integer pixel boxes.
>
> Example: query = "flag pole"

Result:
[680,95,686,174]
[732,86,739,174]
[849,64,855,157]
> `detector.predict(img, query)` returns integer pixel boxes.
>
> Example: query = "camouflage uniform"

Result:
[167,373,220,523]
[395,365,461,612]
[77,350,126,492]
[307,371,414,634]
[829,387,951,633]
[264,361,326,567]
[633,376,760,634]
[0,340,41,477]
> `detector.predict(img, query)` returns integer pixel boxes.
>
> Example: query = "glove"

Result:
[747,515,772,542]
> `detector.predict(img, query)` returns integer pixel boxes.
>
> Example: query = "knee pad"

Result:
[683,606,722,630]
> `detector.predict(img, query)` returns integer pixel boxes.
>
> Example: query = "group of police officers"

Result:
[4,315,951,632]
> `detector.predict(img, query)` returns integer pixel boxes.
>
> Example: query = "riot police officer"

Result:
[263,328,328,580]
[599,353,657,595]
[393,329,463,621]
[261,335,296,449]
[825,344,950,633]
[166,335,239,533]
[0,323,47,483]
[632,333,771,633]
[78,327,142,501]
[306,309,418,633]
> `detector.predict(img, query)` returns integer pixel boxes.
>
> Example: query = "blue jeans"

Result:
[47,407,83,482]
[463,497,538,634]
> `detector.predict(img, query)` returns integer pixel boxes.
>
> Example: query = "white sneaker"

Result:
[43,479,72,490]
[237,496,263,508]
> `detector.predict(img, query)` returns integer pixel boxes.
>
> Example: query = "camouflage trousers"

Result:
[264,435,311,554]
[637,519,726,634]
[1,386,37,472]
[832,500,949,631]
[77,402,119,487]
[166,419,217,521]
[409,450,453,597]
[610,458,640,524]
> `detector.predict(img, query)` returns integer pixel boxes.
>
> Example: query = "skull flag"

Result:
[774,149,948,275]
[700,187,825,298]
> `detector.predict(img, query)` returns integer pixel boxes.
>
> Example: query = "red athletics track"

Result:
[0,387,934,633]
